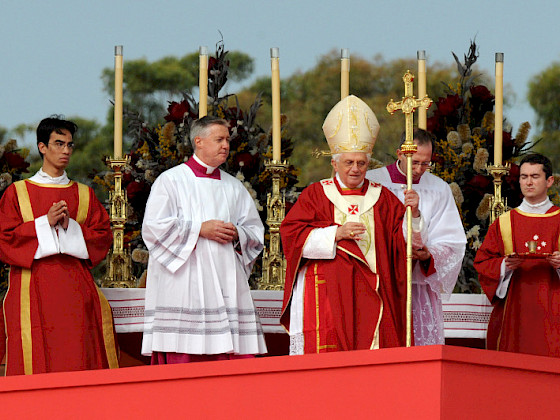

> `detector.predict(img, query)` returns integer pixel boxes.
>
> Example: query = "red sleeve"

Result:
[81,187,113,268]
[419,256,436,277]
[474,219,505,302]
[0,184,38,268]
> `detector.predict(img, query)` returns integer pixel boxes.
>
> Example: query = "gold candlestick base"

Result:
[259,160,288,290]
[101,156,137,288]
[487,162,511,224]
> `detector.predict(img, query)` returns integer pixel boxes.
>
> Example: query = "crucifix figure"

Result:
[386,70,432,347]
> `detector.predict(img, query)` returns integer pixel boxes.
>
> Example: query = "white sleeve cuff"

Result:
[496,259,513,299]
[58,219,90,260]
[302,226,337,260]
[34,215,59,259]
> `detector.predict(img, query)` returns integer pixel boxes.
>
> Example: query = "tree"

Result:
[527,61,560,167]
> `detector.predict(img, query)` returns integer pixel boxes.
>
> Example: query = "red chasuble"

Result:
[280,179,408,353]
[474,207,560,357]
[0,180,118,375]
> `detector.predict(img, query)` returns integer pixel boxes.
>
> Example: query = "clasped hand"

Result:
[47,200,69,230]
[336,222,366,242]
[200,220,238,244]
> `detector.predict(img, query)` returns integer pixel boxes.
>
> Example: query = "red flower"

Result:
[126,180,146,202]
[466,174,492,194]
[233,152,258,170]
[164,100,192,123]
[2,151,30,172]
[470,85,494,102]
[435,94,463,117]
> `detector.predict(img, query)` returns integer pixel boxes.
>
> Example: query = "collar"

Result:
[334,173,368,195]
[387,161,420,185]
[518,197,553,214]
[29,168,70,185]
[185,155,221,179]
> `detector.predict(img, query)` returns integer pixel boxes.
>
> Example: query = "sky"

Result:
[1,0,558,146]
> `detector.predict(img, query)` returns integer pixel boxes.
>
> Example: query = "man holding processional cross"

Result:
[280,95,426,354]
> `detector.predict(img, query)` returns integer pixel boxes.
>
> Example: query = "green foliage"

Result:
[528,61,560,168]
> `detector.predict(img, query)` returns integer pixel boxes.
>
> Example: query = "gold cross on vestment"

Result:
[386,70,432,154]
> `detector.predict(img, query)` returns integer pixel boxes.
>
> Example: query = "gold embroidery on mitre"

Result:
[322,95,380,155]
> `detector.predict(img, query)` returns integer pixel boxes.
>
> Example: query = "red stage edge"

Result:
[2,345,560,419]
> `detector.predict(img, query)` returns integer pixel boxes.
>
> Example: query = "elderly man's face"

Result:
[331,152,369,189]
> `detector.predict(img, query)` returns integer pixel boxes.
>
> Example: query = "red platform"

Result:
[1,346,560,419]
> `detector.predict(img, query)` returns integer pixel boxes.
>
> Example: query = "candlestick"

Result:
[341,48,350,99]
[271,47,281,162]
[199,46,208,118]
[114,46,123,159]
[494,53,504,166]
[417,50,427,130]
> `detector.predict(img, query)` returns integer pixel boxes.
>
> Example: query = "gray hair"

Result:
[189,116,229,149]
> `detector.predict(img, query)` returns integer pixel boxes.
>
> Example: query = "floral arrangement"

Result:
[93,40,300,288]
[0,140,31,299]
[427,41,538,292]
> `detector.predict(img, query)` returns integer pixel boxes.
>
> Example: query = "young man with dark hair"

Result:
[0,116,117,375]
[475,153,560,357]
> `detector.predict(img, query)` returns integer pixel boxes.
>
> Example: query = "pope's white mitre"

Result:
[322,95,380,154]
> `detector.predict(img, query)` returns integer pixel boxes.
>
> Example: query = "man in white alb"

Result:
[367,128,466,345]
[141,116,267,363]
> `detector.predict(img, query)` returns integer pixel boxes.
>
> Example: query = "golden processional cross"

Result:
[386,70,432,347]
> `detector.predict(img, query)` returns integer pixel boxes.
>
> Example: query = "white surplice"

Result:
[141,162,267,356]
[367,164,466,345]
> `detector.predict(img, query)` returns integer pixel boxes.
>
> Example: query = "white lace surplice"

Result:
[367,167,466,345]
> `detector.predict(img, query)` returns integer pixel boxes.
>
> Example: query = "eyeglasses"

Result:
[48,141,75,151]
[411,161,432,168]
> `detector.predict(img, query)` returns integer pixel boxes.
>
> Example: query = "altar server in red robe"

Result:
[280,96,422,354]
[475,153,560,357]
[0,116,117,375]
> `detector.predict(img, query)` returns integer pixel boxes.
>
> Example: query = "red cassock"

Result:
[474,207,560,357]
[0,180,118,375]
[280,179,408,353]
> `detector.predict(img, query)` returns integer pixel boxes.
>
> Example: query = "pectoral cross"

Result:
[386,70,432,347]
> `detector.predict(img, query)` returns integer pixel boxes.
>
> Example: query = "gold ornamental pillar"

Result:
[102,45,136,288]
[259,47,287,290]
[260,160,288,290]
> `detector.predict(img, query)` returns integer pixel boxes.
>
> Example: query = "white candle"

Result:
[494,53,504,166]
[114,45,123,159]
[271,47,281,162]
[417,50,427,130]
[341,48,350,100]
[199,46,208,118]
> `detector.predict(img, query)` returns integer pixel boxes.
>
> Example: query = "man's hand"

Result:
[412,245,431,261]
[336,222,366,242]
[200,220,238,244]
[504,255,523,270]
[47,201,69,229]
[404,189,420,218]
[547,251,560,269]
